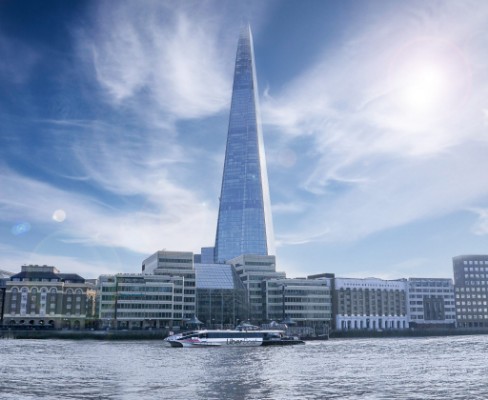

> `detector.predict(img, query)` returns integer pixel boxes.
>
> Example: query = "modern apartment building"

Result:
[214,25,275,263]
[453,255,488,328]
[2,265,89,329]
[142,250,196,321]
[407,278,456,328]
[334,277,408,331]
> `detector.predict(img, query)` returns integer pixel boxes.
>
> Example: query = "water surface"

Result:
[1,335,487,399]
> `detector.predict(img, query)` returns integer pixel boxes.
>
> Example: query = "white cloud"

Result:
[470,208,488,236]
[263,2,488,246]
[0,168,216,258]
[78,1,236,122]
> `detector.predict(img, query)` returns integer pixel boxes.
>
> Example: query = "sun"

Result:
[398,61,447,113]
[388,38,470,117]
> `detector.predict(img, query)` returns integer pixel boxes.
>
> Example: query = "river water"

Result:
[1,335,487,399]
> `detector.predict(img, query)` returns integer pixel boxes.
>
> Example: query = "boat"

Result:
[164,329,305,347]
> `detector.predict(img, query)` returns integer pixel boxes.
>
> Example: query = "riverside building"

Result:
[227,254,285,324]
[98,273,176,330]
[2,265,89,329]
[407,278,456,328]
[194,263,248,328]
[453,255,488,328]
[263,276,332,336]
[141,251,196,323]
[334,277,408,331]
[1,269,13,326]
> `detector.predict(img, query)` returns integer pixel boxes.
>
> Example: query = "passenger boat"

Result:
[164,329,305,347]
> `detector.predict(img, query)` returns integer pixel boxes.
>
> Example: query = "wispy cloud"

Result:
[262,2,488,246]
[0,168,216,258]
[77,1,237,123]
[470,208,488,236]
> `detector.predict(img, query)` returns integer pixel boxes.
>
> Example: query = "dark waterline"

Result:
[1,335,487,399]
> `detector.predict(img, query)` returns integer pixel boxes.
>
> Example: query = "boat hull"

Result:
[165,329,306,347]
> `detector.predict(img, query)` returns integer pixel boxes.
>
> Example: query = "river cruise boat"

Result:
[165,329,305,347]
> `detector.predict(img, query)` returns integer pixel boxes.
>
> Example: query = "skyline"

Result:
[1,0,488,279]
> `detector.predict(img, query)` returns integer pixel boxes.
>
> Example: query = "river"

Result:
[1,335,487,399]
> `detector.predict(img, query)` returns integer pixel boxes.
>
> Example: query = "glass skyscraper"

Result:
[214,26,275,263]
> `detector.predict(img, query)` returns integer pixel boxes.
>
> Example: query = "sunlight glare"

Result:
[400,62,447,112]
[388,38,470,119]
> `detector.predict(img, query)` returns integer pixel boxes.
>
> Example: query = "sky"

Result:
[1,0,488,280]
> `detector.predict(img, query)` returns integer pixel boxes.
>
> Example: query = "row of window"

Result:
[456,301,488,306]
[462,260,488,265]
[9,287,83,295]
[456,287,488,292]
[457,308,488,313]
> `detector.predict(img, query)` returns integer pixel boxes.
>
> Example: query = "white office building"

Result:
[334,277,408,331]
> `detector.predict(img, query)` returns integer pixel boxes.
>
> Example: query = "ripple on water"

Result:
[1,336,488,399]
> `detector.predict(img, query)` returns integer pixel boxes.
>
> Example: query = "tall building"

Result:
[214,26,275,263]
[453,255,488,328]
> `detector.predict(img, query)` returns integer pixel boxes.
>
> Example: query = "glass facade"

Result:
[214,26,275,263]
[195,264,248,327]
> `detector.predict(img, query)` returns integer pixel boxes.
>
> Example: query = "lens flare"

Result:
[11,222,31,236]
[52,209,67,222]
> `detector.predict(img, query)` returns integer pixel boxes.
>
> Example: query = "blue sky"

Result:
[1,0,488,280]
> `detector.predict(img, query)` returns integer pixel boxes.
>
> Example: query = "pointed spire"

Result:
[214,26,275,263]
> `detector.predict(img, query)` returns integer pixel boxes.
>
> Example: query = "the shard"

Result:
[214,26,275,263]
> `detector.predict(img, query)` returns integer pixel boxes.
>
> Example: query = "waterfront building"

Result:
[142,250,196,322]
[194,263,248,328]
[334,278,408,331]
[98,273,176,330]
[1,270,13,326]
[2,265,89,329]
[263,276,332,336]
[407,278,456,328]
[214,26,275,263]
[453,255,488,328]
[227,254,286,324]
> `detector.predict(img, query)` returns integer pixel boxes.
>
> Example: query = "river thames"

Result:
[1,335,487,399]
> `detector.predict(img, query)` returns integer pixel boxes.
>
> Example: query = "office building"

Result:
[407,278,456,328]
[227,254,285,324]
[98,273,176,330]
[214,26,275,263]
[142,251,196,322]
[453,255,488,328]
[263,276,332,336]
[334,277,408,331]
[194,264,248,328]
